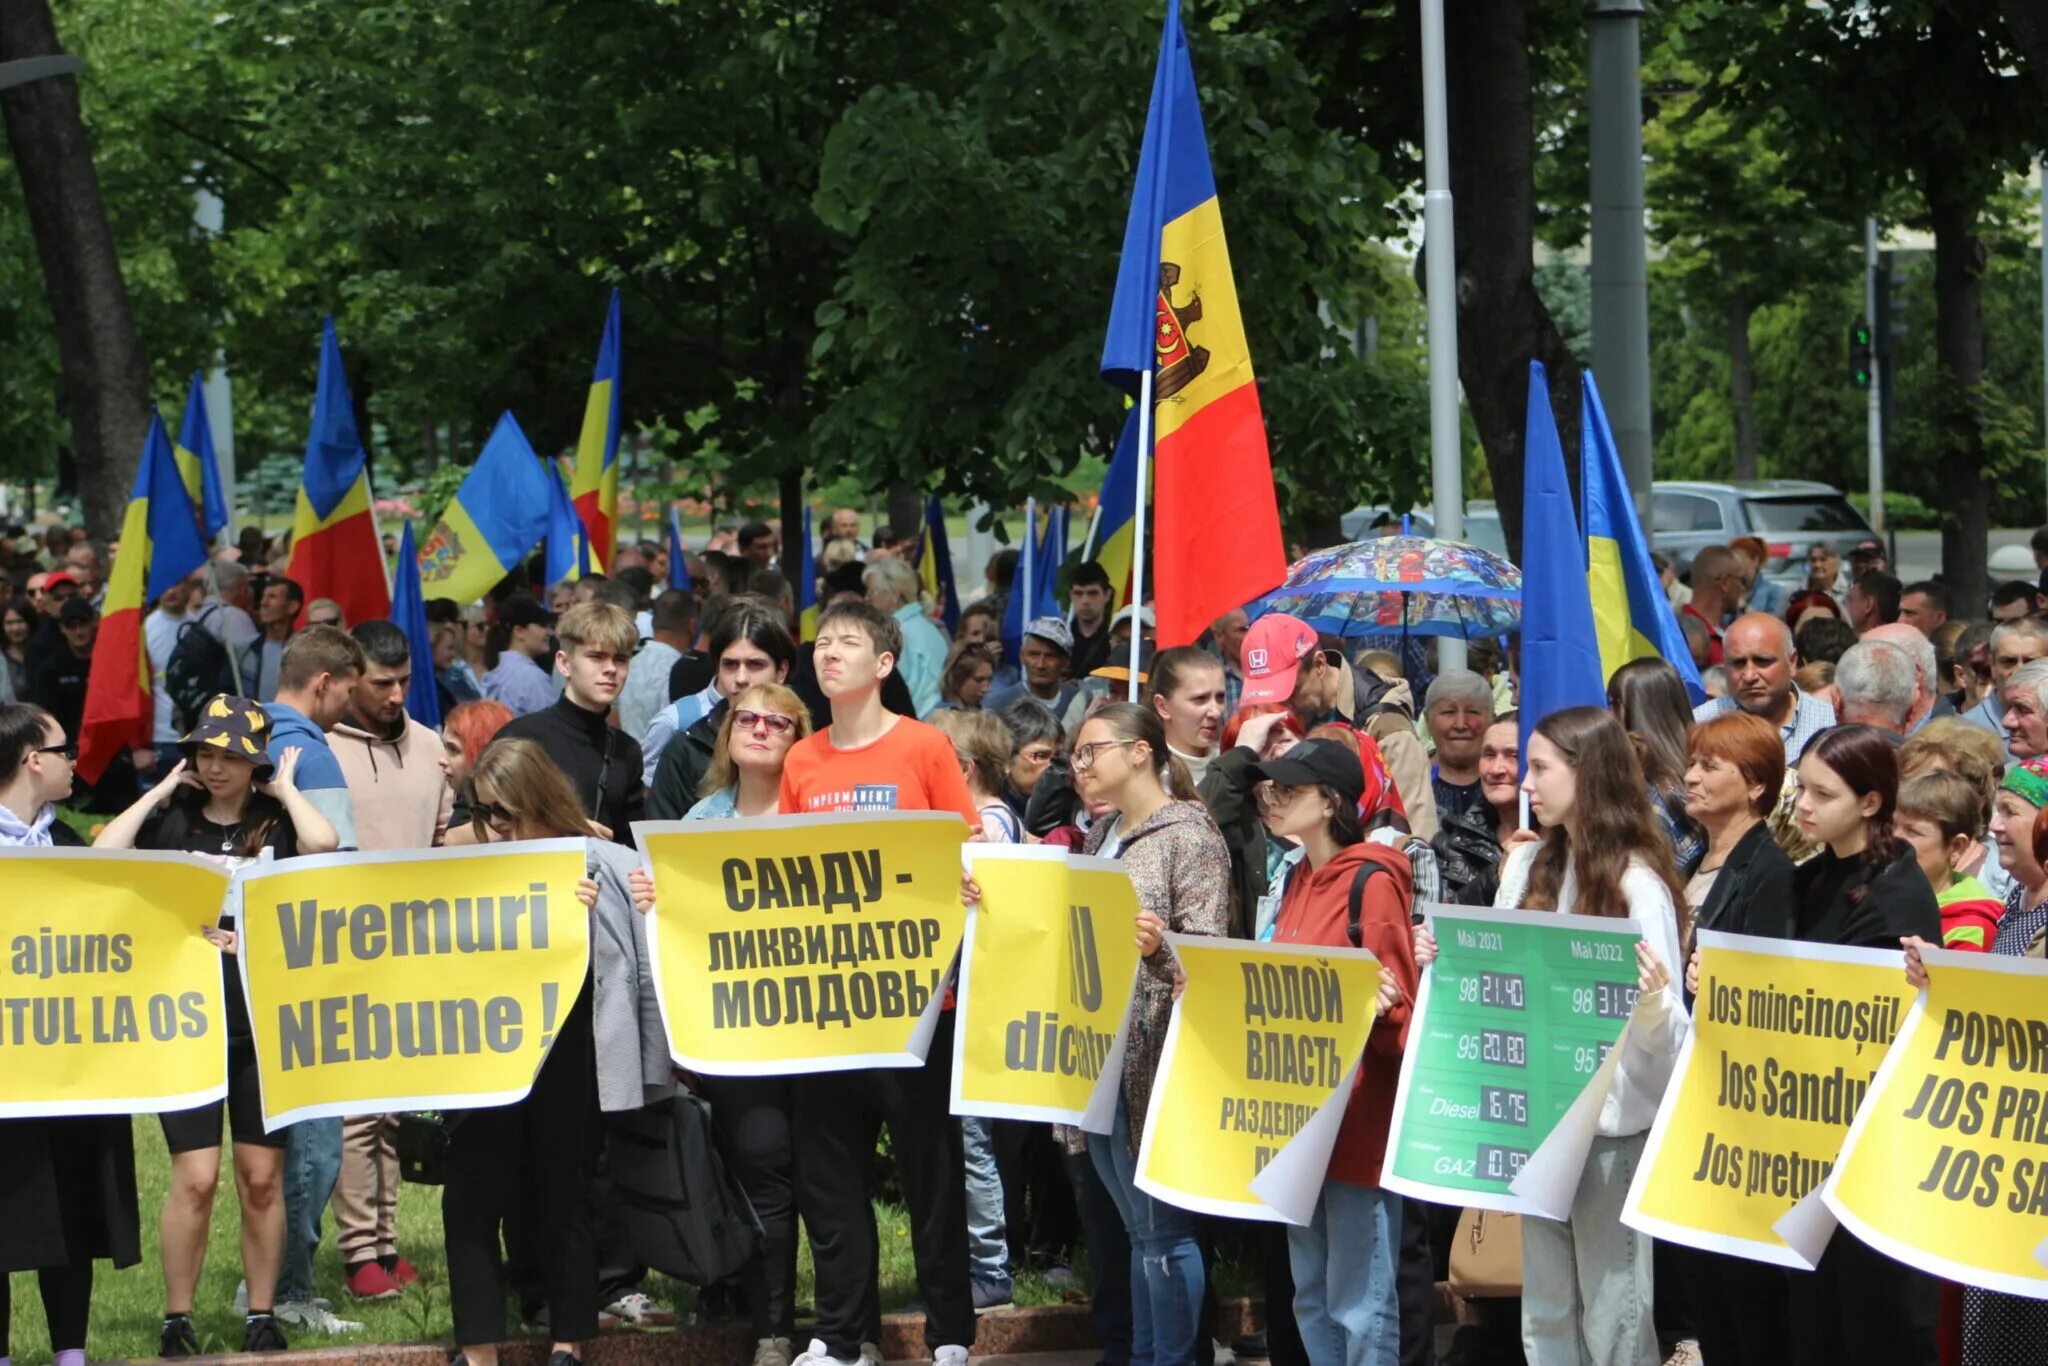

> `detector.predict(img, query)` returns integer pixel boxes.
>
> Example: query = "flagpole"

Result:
[1070,500,1106,632]
[1021,496,1036,636]
[1126,370,1152,702]
[1420,0,1465,674]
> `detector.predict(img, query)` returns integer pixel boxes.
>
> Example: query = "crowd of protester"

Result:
[4,507,2048,1366]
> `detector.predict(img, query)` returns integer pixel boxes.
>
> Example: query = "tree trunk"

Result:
[886,483,923,553]
[1444,0,1582,563]
[1726,286,1758,480]
[1925,157,1989,612]
[0,0,151,541]
[779,469,804,584]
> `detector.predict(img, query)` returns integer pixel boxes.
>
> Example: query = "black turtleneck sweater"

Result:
[496,694,644,846]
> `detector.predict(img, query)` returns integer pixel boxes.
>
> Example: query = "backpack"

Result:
[164,607,239,729]
[605,1093,763,1286]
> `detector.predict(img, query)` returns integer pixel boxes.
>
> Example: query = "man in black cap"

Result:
[33,597,98,742]
[480,594,557,716]
[1848,536,1888,581]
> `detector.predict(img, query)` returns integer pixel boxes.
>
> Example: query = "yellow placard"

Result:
[237,840,592,1128]
[1135,933,1382,1224]
[1825,947,2048,1299]
[1622,931,1914,1268]
[951,846,1143,1129]
[0,849,232,1117]
[637,812,970,1074]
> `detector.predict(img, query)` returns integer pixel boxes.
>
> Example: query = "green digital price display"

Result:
[1384,904,1642,1211]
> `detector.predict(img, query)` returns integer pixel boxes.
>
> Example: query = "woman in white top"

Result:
[1420,705,1687,1366]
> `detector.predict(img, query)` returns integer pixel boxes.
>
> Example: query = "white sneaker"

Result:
[934,1347,970,1366]
[275,1300,364,1334]
[859,1343,883,1366]
[752,1337,796,1366]
[791,1340,859,1366]
[603,1290,680,1330]
[1212,1340,1237,1366]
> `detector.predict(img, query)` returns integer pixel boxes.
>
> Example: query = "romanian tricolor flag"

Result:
[1100,0,1284,647]
[1084,407,1146,613]
[797,506,819,642]
[174,372,229,541]
[77,413,210,784]
[917,497,960,633]
[1582,371,1704,702]
[285,319,390,628]
[570,289,622,574]
[419,412,554,604]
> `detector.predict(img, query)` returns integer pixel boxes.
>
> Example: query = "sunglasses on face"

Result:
[37,741,77,761]
[733,710,797,735]
[473,802,516,828]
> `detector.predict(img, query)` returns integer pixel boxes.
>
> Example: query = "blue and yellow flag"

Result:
[546,458,592,587]
[285,318,390,628]
[1101,0,1283,646]
[390,521,442,729]
[798,506,819,642]
[1086,408,1145,614]
[1517,361,1606,753]
[569,289,621,573]
[419,412,555,604]
[174,373,229,541]
[918,497,961,633]
[668,508,692,594]
[1583,373,1705,703]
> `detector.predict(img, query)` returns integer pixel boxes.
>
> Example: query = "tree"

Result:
[0,0,151,537]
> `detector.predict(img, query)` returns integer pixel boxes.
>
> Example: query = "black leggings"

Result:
[699,1073,797,1340]
[1,1263,94,1354]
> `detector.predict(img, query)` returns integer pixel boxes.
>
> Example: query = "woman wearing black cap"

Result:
[95,694,337,1356]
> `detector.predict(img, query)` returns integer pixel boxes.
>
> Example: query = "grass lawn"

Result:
[4,1119,1080,1365]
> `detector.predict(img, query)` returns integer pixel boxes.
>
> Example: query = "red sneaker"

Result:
[387,1257,420,1286]
[344,1262,403,1301]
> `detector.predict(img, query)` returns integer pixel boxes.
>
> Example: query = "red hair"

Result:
[1784,590,1843,625]
[444,699,514,759]
[1686,712,1785,818]
[1222,702,1303,752]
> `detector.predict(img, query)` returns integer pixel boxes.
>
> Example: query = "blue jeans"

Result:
[1086,1098,1203,1366]
[960,1118,1013,1291]
[1287,1181,1401,1366]
[279,1118,343,1303]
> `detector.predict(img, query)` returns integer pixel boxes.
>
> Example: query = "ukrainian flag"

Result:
[546,457,593,586]
[1100,0,1284,647]
[798,506,819,642]
[570,289,621,574]
[174,372,229,541]
[1085,408,1145,613]
[1582,372,1704,701]
[419,412,555,604]
[917,497,961,633]
[78,412,210,783]
[1517,361,1606,747]
[390,521,442,729]
[285,318,390,628]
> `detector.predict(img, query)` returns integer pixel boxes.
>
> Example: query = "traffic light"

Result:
[1849,321,1873,389]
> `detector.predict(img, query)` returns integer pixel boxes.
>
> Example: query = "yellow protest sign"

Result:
[1623,930,1913,1268]
[637,812,970,1074]
[951,846,1142,1130]
[0,849,231,1117]
[237,840,592,1129]
[1825,947,2048,1299]
[1136,933,1382,1224]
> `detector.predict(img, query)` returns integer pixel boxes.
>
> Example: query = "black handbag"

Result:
[605,1092,763,1286]
[393,1112,451,1185]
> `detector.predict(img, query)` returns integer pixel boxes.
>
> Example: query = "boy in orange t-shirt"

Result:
[784,600,977,1366]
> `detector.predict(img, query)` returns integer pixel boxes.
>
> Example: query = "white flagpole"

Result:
[1126,370,1153,702]
[1021,496,1037,632]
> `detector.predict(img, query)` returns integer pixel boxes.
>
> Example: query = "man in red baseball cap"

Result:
[1240,613,1337,724]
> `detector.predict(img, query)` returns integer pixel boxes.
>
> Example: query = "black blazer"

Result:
[1692,819,1797,946]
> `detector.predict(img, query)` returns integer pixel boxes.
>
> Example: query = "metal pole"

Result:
[192,183,238,541]
[1127,371,1152,702]
[1587,0,1654,516]
[1021,495,1036,636]
[1420,0,1466,674]
[1866,217,1885,533]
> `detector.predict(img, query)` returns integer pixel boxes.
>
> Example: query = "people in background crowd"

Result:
[1691,613,1837,761]
[863,558,946,717]
[1423,669,1493,824]
[481,595,558,717]
[935,641,995,712]
[987,617,1078,718]
[1847,570,1902,633]
[1067,561,1115,679]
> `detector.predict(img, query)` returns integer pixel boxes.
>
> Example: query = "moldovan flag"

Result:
[285,319,390,629]
[419,412,554,604]
[174,373,230,541]
[570,289,621,573]
[1085,407,1145,613]
[77,413,210,784]
[1100,0,1284,646]
[1583,372,1703,702]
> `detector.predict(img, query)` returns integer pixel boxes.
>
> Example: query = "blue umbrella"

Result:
[1247,535,1522,639]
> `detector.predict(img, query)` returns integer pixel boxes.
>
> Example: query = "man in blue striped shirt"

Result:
[1691,612,1837,761]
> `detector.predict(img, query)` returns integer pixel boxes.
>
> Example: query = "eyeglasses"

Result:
[1072,739,1139,770]
[1257,783,1308,810]
[36,741,77,761]
[733,710,797,735]
[473,802,516,828]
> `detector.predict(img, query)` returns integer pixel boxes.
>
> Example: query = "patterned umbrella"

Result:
[1248,535,1522,638]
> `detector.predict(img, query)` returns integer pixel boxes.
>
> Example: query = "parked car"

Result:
[1648,480,1874,585]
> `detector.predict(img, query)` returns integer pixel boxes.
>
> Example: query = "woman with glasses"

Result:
[93,694,337,1355]
[1070,702,1230,1366]
[0,704,143,1366]
[448,738,670,1366]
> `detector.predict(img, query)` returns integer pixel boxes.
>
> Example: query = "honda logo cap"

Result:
[1239,613,1318,704]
